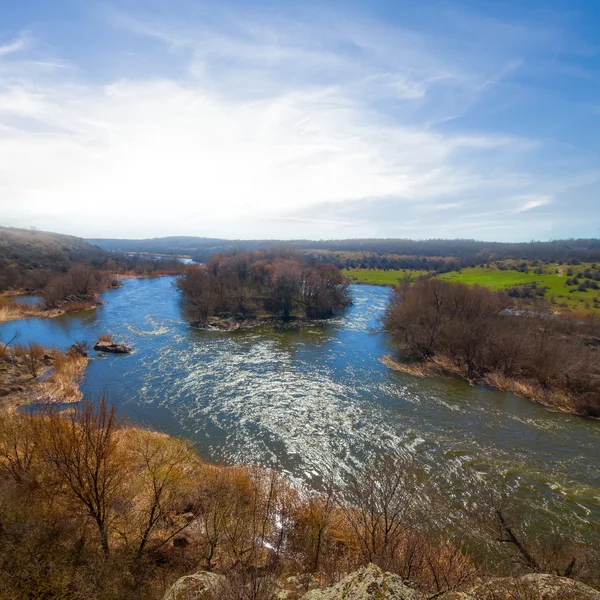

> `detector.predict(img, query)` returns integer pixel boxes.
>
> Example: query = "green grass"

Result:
[342,268,428,286]
[438,264,600,311]
[344,263,600,312]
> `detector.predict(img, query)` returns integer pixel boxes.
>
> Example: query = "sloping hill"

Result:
[1,227,104,268]
[0,226,106,291]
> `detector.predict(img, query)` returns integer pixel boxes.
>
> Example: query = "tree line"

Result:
[385,279,600,417]
[90,235,600,264]
[177,251,351,325]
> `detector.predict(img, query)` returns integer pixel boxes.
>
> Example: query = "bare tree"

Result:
[0,331,19,359]
[0,412,38,484]
[13,343,45,378]
[39,398,123,557]
[133,436,189,559]
[343,454,430,570]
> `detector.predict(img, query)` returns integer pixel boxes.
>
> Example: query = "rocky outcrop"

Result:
[94,341,131,354]
[464,573,600,599]
[162,571,226,600]
[300,564,418,600]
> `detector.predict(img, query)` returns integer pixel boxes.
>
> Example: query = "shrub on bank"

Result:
[384,279,600,416]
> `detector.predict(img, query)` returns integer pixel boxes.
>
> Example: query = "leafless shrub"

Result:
[12,342,45,378]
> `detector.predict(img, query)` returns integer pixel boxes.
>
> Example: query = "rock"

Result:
[69,342,89,357]
[467,573,600,599]
[162,571,226,600]
[94,341,131,354]
[300,564,419,600]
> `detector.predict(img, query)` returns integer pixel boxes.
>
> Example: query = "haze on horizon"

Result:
[0,0,599,242]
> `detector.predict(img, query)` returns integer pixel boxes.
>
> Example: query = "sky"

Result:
[0,0,598,241]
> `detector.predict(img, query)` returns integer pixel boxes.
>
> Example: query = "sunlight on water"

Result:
[1,277,599,541]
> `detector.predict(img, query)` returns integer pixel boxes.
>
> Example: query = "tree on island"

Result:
[177,251,351,325]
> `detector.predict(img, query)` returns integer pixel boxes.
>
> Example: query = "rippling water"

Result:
[2,277,599,541]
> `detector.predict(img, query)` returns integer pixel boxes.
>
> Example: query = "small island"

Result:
[176,251,352,328]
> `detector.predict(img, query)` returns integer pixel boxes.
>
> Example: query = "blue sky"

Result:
[0,0,598,241]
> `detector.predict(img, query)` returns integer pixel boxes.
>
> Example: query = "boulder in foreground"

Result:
[300,564,418,600]
[162,571,226,600]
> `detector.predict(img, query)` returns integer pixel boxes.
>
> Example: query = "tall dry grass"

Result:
[36,350,89,403]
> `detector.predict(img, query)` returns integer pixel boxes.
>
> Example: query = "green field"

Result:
[438,265,600,311]
[342,268,428,286]
[344,264,600,312]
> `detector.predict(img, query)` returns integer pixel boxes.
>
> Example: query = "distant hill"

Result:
[88,235,600,263]
[1,227,105,269]
[0,226,107,291]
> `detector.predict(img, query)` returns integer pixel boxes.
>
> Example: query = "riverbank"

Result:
[0,345,89,410]
[0,270,183,325]
[381,355,592,418]
[0,297,102,325]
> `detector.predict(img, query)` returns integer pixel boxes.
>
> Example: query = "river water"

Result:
[1,277,599,542]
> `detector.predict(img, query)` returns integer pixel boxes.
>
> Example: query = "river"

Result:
[1,277,599,542]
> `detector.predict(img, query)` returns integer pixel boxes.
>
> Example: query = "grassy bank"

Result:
[0,297,100,325]
[438,262,600,312]
[0,344,89,409]
[381,355,577,416]
[342,268,429,285]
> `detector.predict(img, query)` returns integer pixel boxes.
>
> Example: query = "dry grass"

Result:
[36,350,89,404]
[481,371,573,414]
[0,297,98,324]
[97,333,113,343]
[381,354,460,378]
[1,347,89,408]
[382,355,580,415]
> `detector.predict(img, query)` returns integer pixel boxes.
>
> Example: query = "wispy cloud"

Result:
[0,34,29,57]
[513,194,553,213]
[0,1,598,240]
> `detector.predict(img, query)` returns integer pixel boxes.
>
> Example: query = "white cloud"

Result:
[0,35,29,57]
[0,4,595,240]
[513,194,553,213]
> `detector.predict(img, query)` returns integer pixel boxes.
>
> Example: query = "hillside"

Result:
[0,226,104,274]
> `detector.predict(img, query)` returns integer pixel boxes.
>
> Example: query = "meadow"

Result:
[343,262,600,312]
[341,268,427,285]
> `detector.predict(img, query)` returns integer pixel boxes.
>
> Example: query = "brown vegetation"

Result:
[0,400,597,599]
[0,227,186,324]
[384,279,600,417]
[0,343,88,408]
[177,251,351,326]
